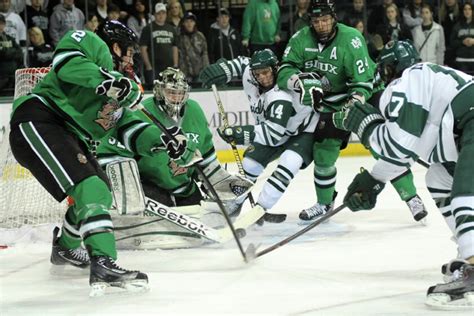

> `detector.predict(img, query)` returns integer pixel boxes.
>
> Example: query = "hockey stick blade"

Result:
[244,243,260,263]
[255,204,346,258]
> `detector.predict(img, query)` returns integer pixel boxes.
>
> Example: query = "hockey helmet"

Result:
[249,49,279,91]
[309,0,337,43]
[377,40,421,84]
[96,20,138,70]
[153,68,190,119]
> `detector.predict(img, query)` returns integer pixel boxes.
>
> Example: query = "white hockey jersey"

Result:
[370,62,472,182]
[228,56,318,147]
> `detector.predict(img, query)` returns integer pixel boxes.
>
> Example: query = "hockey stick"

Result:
[211,84,256,208]
[144,197,264,243]
[417,158,430,169]
[136,104,250,262]
[245,204,347,260]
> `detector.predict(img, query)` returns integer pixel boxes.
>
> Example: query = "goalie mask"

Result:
[309,0,337,43]
[377,40,421,84]
[153,68,190,119]
[249,49,279,92]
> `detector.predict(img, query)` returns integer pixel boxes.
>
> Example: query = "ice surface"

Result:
[1,157,471,315]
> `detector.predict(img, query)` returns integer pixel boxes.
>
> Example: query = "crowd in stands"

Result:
[1,0,474,95]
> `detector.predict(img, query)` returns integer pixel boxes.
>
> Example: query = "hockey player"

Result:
[8,21,196,295]
[334,40,474,308]
[199,49,318,223]
[96,67,253,212]
[276,0,427,223]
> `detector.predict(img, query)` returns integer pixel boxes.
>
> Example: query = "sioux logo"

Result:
[304,60,338,75]
[145,199,207,236]
[95,102,124,130]
[186,132,199,143]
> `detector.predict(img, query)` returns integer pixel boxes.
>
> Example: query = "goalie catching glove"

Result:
[96,67,143,109]
[344,168,385,211]
[332,101,385,147]
[294,72,324,111]
[217,125,255,146]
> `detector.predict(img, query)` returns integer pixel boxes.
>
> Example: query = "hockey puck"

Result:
[236,228,246,238]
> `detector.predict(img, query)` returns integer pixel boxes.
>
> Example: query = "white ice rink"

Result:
[1,156,473,315]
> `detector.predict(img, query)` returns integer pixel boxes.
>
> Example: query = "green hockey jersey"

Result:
[97,97,213,192]
[278,23,375,111]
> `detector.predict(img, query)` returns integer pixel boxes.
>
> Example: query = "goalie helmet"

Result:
[309,0,337,43]
[249,49,279,92]
[153,68,190,119]
[96,20,138,71]
[377,40,421,84]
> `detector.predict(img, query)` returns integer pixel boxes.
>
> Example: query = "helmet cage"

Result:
[309,0,337,43]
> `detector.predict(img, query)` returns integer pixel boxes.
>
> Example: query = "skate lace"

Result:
[97,257,132,272]
[304,203,329,217]
[407,196,425,215]
[68,248,90,262]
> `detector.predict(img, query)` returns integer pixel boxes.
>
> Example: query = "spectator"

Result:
[376,3,412,44]
[166,0,183,33]
[241,0,281,56]
[207,8,243,63]
[27,26,53,67]
[49,0,84,46]
[21,0,49,44]
[402,0,424,33]
[451,2,474,73]
[412,4,445,65]
[293,0,310,33]
[127,0,149,38]
[368,0,393,34]
[95,0,108,25]
[439,0,460,67]
[352,19,383,61]
[0,14,23,92]
[139,2,178,86]
[106,3,121,22]
[85,13,100,32]
[341,0,366,28]
[178,11,208,84]
[10,0,25,13]
[0,0,26,46]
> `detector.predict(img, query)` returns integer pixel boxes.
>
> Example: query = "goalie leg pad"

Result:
[105,157,145,215]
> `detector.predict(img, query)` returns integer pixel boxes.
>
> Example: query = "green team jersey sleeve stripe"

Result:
[120,122,150,153]
[52,50,86,70]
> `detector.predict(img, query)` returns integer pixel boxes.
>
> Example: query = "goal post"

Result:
[0,67,67,229]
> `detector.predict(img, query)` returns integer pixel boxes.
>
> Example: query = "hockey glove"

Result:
[332,101,385,147]
[96,68,143,109]
[344,169,385,211]
[217,125,255,146]
[199,58,232,89]
[343,92,366,111]
[294,72,324,111]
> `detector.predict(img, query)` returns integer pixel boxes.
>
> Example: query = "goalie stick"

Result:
[245,204,347,260]
[143,197,265,243]
[211,84,256,208]
[136,104,252,262]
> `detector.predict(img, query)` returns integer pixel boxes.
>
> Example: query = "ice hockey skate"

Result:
[406,195,428,224]
[299,193,337,222]
[50,226,90,270]
[89,256,149,297]
[256,211,287,226]
[426,263,474,309]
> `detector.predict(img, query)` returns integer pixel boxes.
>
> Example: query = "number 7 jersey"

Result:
[369,62,473,182]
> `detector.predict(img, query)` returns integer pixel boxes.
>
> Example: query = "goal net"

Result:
[0,67,67,229]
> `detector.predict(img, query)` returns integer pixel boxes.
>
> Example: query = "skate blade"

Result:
[298,219,331,226]
[426,292,474,310]
[417,217,428,226]
[89,280,150,297]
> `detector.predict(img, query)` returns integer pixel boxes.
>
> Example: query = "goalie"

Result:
[97,68,253,218]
